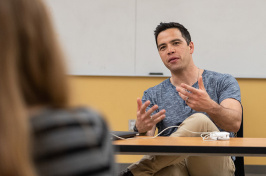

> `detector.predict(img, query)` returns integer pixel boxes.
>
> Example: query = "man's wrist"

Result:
[133,125,147,136]
[207,100,221,116]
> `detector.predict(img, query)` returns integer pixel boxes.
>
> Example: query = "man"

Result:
[121,22,242,176]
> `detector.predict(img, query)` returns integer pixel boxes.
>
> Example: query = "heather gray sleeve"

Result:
[217,74,241,104]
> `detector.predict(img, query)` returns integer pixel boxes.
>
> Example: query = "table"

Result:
[113,137,266,156]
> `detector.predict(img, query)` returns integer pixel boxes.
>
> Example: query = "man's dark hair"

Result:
[154,22,191,47]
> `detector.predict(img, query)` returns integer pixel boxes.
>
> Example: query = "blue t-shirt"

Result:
[142,70,241,136]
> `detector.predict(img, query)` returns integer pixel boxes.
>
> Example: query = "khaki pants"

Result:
[128,113,235,176]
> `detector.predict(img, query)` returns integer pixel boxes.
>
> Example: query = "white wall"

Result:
[46,0,266,78]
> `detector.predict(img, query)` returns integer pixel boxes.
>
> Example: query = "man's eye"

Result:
[159,46,166,51]
[173,42,179,45]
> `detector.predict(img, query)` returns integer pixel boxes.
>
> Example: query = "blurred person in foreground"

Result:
[0,0,116,175]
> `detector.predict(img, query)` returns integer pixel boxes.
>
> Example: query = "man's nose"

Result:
[167,46,175,55]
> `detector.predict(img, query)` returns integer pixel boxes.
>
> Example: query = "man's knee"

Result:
[186,113,219,132]
[187,113,212,124]
[172,113,219,137]
[154,162,189,176]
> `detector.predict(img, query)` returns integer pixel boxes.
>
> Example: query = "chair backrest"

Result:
[234,106,245,176]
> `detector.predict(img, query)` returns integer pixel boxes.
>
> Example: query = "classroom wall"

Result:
[47,0,266,78]
[69,76,266,165]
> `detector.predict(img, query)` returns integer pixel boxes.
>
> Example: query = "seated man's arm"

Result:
[207,98,242,132]
[177,76,242,132]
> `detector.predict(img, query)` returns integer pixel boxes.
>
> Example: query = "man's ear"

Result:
[189,41,194,54]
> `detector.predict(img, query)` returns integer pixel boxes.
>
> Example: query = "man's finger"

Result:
[150,109,165,119]
[198,76,205,90]
[176,87,189,97]
[178,92,187,101]
[137,98,142,111]
[153,113,166,124]
[180,83,198,94]
[146,104,158,117]
[139,100,150,114]
[151,110,166,123]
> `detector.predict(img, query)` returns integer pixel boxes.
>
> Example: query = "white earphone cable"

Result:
[111,125,220,141]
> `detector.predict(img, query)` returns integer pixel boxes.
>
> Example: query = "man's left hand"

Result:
[176,76,216,112]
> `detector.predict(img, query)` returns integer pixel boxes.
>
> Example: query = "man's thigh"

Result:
[186,156,235,176]
[171,113,219,137]
[171,113,235,176]
[154,160,189,176]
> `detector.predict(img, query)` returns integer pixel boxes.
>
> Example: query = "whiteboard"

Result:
[136,0,266,78]
[45,0,266,78]
[45,0,136,76]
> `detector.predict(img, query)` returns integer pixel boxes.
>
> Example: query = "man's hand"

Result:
[176,76,215,112]
[135,98,166,134]
[176,76,242,132]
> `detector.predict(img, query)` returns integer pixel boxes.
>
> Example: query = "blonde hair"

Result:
[0,0,69,175]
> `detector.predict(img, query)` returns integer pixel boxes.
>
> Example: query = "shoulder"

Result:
[144,78,171,95]
[31,107,115,176]
[31,107,106,133]
[203,70,234,79]
[31,107,109,150]
[203,70,238,85]
[203,70,241,103]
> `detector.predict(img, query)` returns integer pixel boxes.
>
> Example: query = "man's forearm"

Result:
[206,100,242,132]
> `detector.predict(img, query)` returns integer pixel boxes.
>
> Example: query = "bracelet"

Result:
[139,131,147,136]
[133,125,147,135]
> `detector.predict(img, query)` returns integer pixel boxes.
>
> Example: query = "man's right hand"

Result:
[135,98,166,134]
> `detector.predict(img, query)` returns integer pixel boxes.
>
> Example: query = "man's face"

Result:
[157,28,194,73]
